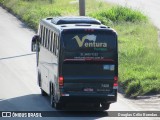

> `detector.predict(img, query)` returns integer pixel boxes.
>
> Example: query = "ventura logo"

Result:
[72,35,107,48]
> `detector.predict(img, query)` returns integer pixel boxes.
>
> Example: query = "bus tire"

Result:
[50,85,54,108]
[54,102,63,110]
[37,72,41,87]
[101,102,110,110]
[93,103,100,110]
[53,92,63,110]
[50,94,54,108]
[41,88,47,96]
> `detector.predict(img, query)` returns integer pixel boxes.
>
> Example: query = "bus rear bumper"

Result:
[59,92,117,103]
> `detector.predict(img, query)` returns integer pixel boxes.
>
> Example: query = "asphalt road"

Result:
[0,6,157,120]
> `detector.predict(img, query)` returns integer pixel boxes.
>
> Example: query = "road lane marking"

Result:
[0,53,36,60]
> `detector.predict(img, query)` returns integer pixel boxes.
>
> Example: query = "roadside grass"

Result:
[115,22,160,97]
[0,0,111,29]
[91,6,147,25]
[0,0,160,97]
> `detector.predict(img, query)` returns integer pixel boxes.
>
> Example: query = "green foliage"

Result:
[125,80,142,97]
[91,6,147,25]
[90,6,160,97]
[117,22,160,97]
[0,0,62,29]
[0,0,159,98]
[141,79,160,95]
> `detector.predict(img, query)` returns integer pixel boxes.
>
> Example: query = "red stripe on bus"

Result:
[64,59,114,62]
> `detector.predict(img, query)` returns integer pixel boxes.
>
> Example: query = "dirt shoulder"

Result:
[119,86,160,111]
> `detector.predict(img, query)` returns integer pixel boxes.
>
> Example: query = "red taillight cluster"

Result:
[59,76,64,86]
[113,76,118,87]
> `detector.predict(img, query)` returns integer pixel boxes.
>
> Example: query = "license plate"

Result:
[84,88,94,92]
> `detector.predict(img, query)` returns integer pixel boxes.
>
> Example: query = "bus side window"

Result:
[39,25,41,42]
[54,34,57,56]
[52,33,55,53]
[47,30,50,50]
[50,32,53,52]
[45,28,48,48]
[56,36,59,56]
[57,36,59,49]
[42,27,46,46]
[40,25,43,44]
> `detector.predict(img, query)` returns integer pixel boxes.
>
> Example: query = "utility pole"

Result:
[79,0,85,16]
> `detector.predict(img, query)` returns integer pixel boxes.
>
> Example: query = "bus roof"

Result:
[51,16,101,25]
[40,16,116,34]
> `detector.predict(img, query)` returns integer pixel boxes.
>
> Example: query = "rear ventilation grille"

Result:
[51,16,101,25]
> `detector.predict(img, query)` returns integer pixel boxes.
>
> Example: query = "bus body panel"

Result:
[38,45,59,95]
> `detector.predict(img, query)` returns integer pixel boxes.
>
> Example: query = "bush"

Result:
[91,6,147,24]
[125,80,142,97]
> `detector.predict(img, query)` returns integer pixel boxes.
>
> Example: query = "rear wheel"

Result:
[101,102,110,110]
[50,92,54,108]
[41,88,47,96]
[37,72,41,87]
[53,91,63,109]
[50,85,54,108]
[93,103,100,110]
[50,84,64,110]
[54,102,63,110]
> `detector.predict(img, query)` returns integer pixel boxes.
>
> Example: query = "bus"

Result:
[31,16,118,110]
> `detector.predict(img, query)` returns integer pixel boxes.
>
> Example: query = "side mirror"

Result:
[31,35,40,52]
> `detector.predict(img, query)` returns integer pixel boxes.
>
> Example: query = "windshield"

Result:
[62,32,117,52]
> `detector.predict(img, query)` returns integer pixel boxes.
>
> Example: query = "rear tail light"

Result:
[113,76,118,89]
[59,76,64,86]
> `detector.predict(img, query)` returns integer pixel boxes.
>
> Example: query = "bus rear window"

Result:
[62,32,117,52]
